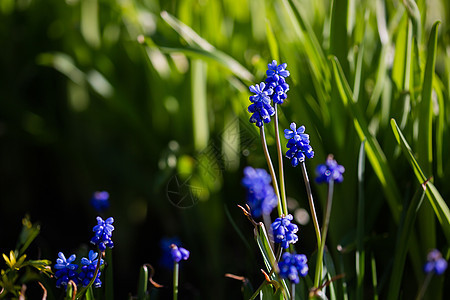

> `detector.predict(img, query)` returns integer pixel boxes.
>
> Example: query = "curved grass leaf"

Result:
[387,188,425,300]
[160,11,254,82]
[390,119,450,243]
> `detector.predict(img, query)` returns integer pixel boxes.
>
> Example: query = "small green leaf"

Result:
[137,265,149,300]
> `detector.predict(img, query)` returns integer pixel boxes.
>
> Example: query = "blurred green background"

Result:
[1,0,449,299]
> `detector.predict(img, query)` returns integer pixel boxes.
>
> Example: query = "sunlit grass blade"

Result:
[390,118,450,243]
[137,265,149,300]
[191,59,209,151]
[356,140,366,300]
[371,253,379,300]
[254,224,290,299]
[160,11,254,82]
[418,21,439,176]
[265,20,279,63]
[387,188,426,300]
[329,56,402,221]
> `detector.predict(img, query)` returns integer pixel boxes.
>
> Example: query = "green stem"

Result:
[274,105,288,216]
[260,126,283,217]
[173,261,179,300]
[416,272,433,300]
[300,162,321,249]
[314,180,334,288]
[249,280,269,300]
[291,282,295,300]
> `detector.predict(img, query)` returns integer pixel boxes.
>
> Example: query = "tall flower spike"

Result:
[248,82,275,127]
[284,123,314,167]
[266,60,290,105]
[91,216,115,251]
[278,252,308,284]
[241,166,277,218]
[54,252,79,288]
[170,244,190,263]
[79,250,104,287]
[271,214,299,249]
[424,249,447,275]
[316,155,345,184]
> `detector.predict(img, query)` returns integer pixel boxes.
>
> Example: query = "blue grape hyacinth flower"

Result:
[241,166,277,218]
[278,252,308,284]
[170,244,190,263]
[271,214,299,249]
[424,249,447,275]
[284,123,314,167]
[316,155,345,184]
[90,191,110,212]
[265,60,290,105]
[79,250,104,287]
[248,82,275,127]
[54,252,79,288]
[91,216,114,251]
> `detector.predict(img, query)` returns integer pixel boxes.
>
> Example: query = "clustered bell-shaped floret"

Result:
[170,244,190,263]
[79,250,104,287]
[315,155,345,184]
[271,214,299,249]
[241,166,277,218]
[248,82,275,127]
[284,123,314,167]
[424,249,448,275]
[54,252,79,288]
[278,252,308,284]
[265,60,290,105]
[91,216,115,251]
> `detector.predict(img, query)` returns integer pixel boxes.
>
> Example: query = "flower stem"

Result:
[291,282,296,300]
[416,272,433,300]
[173,261,179,300]
[300,162,321,248]
[274,105,288,216]
[314,180,334,288]
[260,126,283,217]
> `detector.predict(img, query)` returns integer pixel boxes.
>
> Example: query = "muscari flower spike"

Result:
[265,60,290,105]
[248,82,275,127]
[424,249,447,275]
[79,250,104,287]
[271,214,299,249]
[170,244,190,263]
[284,123,314,167]
[241,166,277,218]
[278,252,308,284]
[54,252,79,288]
[91,216,115,252]
[90,191,110,212]
[316,155,345,184]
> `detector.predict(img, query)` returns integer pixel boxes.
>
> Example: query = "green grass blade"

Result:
[371,253,379,300]
[356,140,366,300]
[390,118,450,243]
[418,21,439,175]
[329,0,349,74]
[160,11,254,82]
[265,20,279,63]
[191,59,209,151]
[255,224,290,299]
[137,265,149,300]
[387,188,426,300]
[330,56,402,221]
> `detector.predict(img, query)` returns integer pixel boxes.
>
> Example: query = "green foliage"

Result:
[0,217,52,299]
[1,0,450,299]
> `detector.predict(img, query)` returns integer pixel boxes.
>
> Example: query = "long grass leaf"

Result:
[330,56,402,220]
[160,11,254,82]
[356,141,366,300]
[387,188,426,300]
[390,119,450,243]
